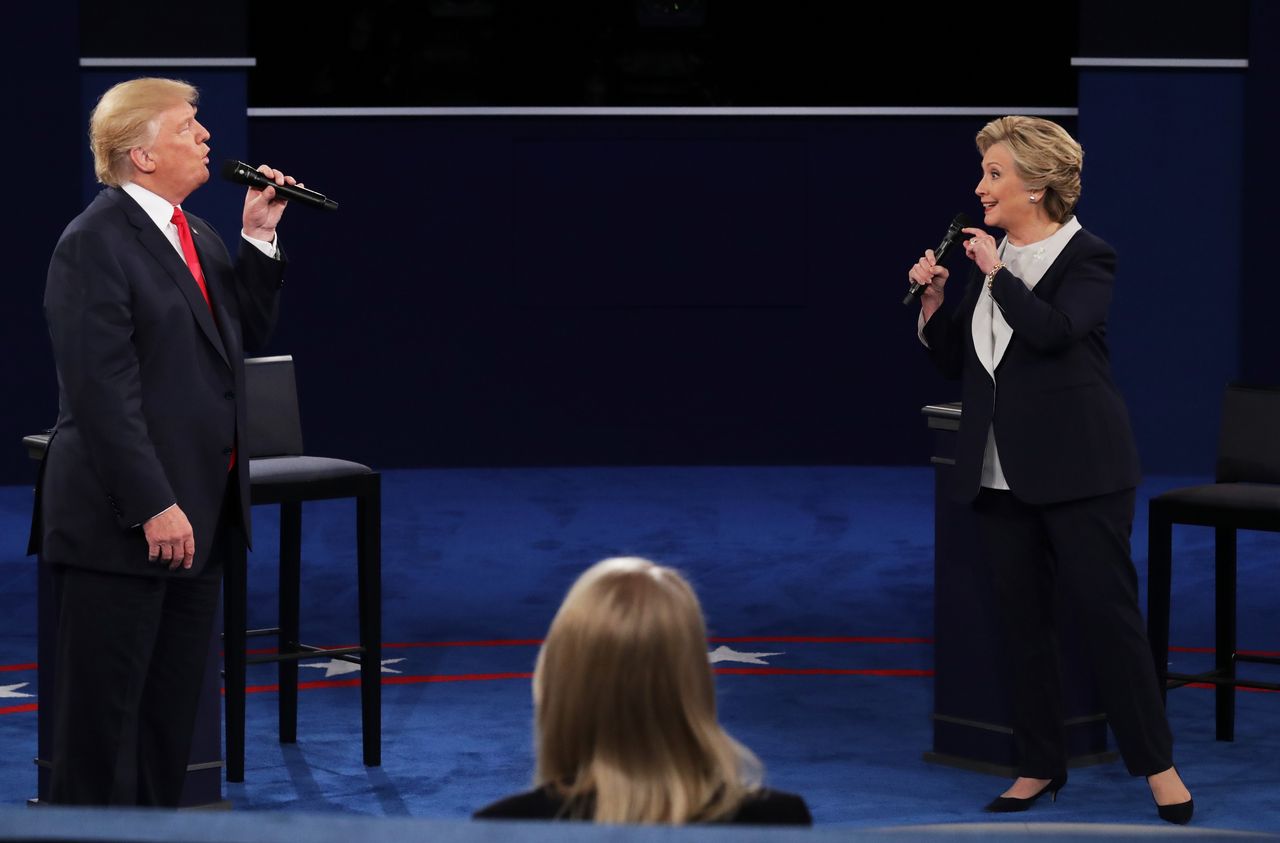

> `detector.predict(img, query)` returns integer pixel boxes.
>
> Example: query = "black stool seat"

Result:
[223,355,381,782]
[1147,384,1280,742]
[1153,482,1280,518]
[251,456,373,485]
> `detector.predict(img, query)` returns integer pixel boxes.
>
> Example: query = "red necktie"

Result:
[172,207,235,470]
[171,206,211,309]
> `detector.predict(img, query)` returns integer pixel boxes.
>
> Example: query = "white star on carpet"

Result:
[0,682,34,699]
[707,646,783,665]
[300,658,405,678]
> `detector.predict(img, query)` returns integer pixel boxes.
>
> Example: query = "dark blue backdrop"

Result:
[2,2,1271,487]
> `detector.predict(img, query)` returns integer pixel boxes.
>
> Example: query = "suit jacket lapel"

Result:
[1026,229,1085,302]
[987,228,1086,374]
[186,216,240,360]
[116,190,231,368]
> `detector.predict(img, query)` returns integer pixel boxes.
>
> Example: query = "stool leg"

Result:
[1146,509,1173,705]
[1215,527,1237,741]
[357,480,381,767]
[223,541,248,783]
[279,502,302,745]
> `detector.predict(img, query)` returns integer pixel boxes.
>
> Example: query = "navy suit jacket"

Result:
[922,227,1140,505]
[35,186,285,577]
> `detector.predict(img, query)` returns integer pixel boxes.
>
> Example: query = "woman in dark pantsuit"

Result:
[908,116,1193,824]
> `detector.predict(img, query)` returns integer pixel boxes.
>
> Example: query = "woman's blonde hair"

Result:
[976,115,1083,224]
[533,557,761,824]
[89,77,198,188]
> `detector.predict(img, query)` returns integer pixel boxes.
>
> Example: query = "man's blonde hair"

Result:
[533,557,761,824]
[89,77,198,187]
[976,115,1083,224]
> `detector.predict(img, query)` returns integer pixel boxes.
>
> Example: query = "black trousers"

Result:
[973,487,1173,778]
[48,493,236,806]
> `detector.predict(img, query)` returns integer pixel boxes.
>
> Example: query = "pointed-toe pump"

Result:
[1156,797,1194,825]
[983,774,1068,813]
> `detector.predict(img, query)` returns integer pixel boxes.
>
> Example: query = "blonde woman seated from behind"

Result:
[474,556,811,825]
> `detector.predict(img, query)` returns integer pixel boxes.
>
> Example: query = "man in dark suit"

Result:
[36,77,299,806]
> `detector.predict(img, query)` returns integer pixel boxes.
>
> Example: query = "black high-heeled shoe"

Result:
[1150,766,1194,825]
[1156,798,1194,825]
[983,773,1068,813]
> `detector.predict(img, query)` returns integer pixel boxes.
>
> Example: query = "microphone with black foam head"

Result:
[221,160,339,211]
[902,212,972,305]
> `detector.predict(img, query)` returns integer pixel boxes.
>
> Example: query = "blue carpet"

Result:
[1,467,1277,832]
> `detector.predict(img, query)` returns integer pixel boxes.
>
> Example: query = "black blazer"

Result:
[922,227,1140,505]
[475,786,812,825]
[35,186,284,576]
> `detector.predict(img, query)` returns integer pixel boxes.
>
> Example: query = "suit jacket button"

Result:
[224,391,235,400]
[222,447,233,455]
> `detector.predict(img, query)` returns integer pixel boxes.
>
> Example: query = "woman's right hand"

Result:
[909,249,949,319]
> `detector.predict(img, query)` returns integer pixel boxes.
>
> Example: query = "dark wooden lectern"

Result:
[922,403,1116,775]
[25,433,225,808]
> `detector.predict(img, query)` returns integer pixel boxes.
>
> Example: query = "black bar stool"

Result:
[223,355,381,781]
[1147,383,1280,741]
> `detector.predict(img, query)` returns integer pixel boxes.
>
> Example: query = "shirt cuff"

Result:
[242,230,280,258]
[136,501,177,529]
[917,310,931,348]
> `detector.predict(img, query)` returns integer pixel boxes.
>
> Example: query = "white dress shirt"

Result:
[122,181,279,260]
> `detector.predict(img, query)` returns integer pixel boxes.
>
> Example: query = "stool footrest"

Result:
[1237,653,1280,668]
[222,626,282,641]
[1166,670,1280,692]
[246,645,365,665]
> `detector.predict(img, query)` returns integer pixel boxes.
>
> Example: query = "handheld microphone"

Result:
[902,212,972,305]
[220,160,338,211]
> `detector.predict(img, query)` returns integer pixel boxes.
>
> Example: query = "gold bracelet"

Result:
[985,262,1005,290]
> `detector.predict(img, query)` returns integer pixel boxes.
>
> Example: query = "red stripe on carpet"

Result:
[236,640,544,657]
[385,639,545,649]
[221,643,1280,660]
[226,642,1275,658]
[241,672,535,693]
[382,637,933,647]
[1185,682,1277,694]
[713,668,934,677]
[12,640,1277,678]
[0,703,38,715]
[382,672,533,685]
[710,636,932,644]
[8,669,1272,710]
[1170,646,1280,657]
[236,669,934,694]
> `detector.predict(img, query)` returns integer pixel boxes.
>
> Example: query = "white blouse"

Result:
[973,215,1083,489]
